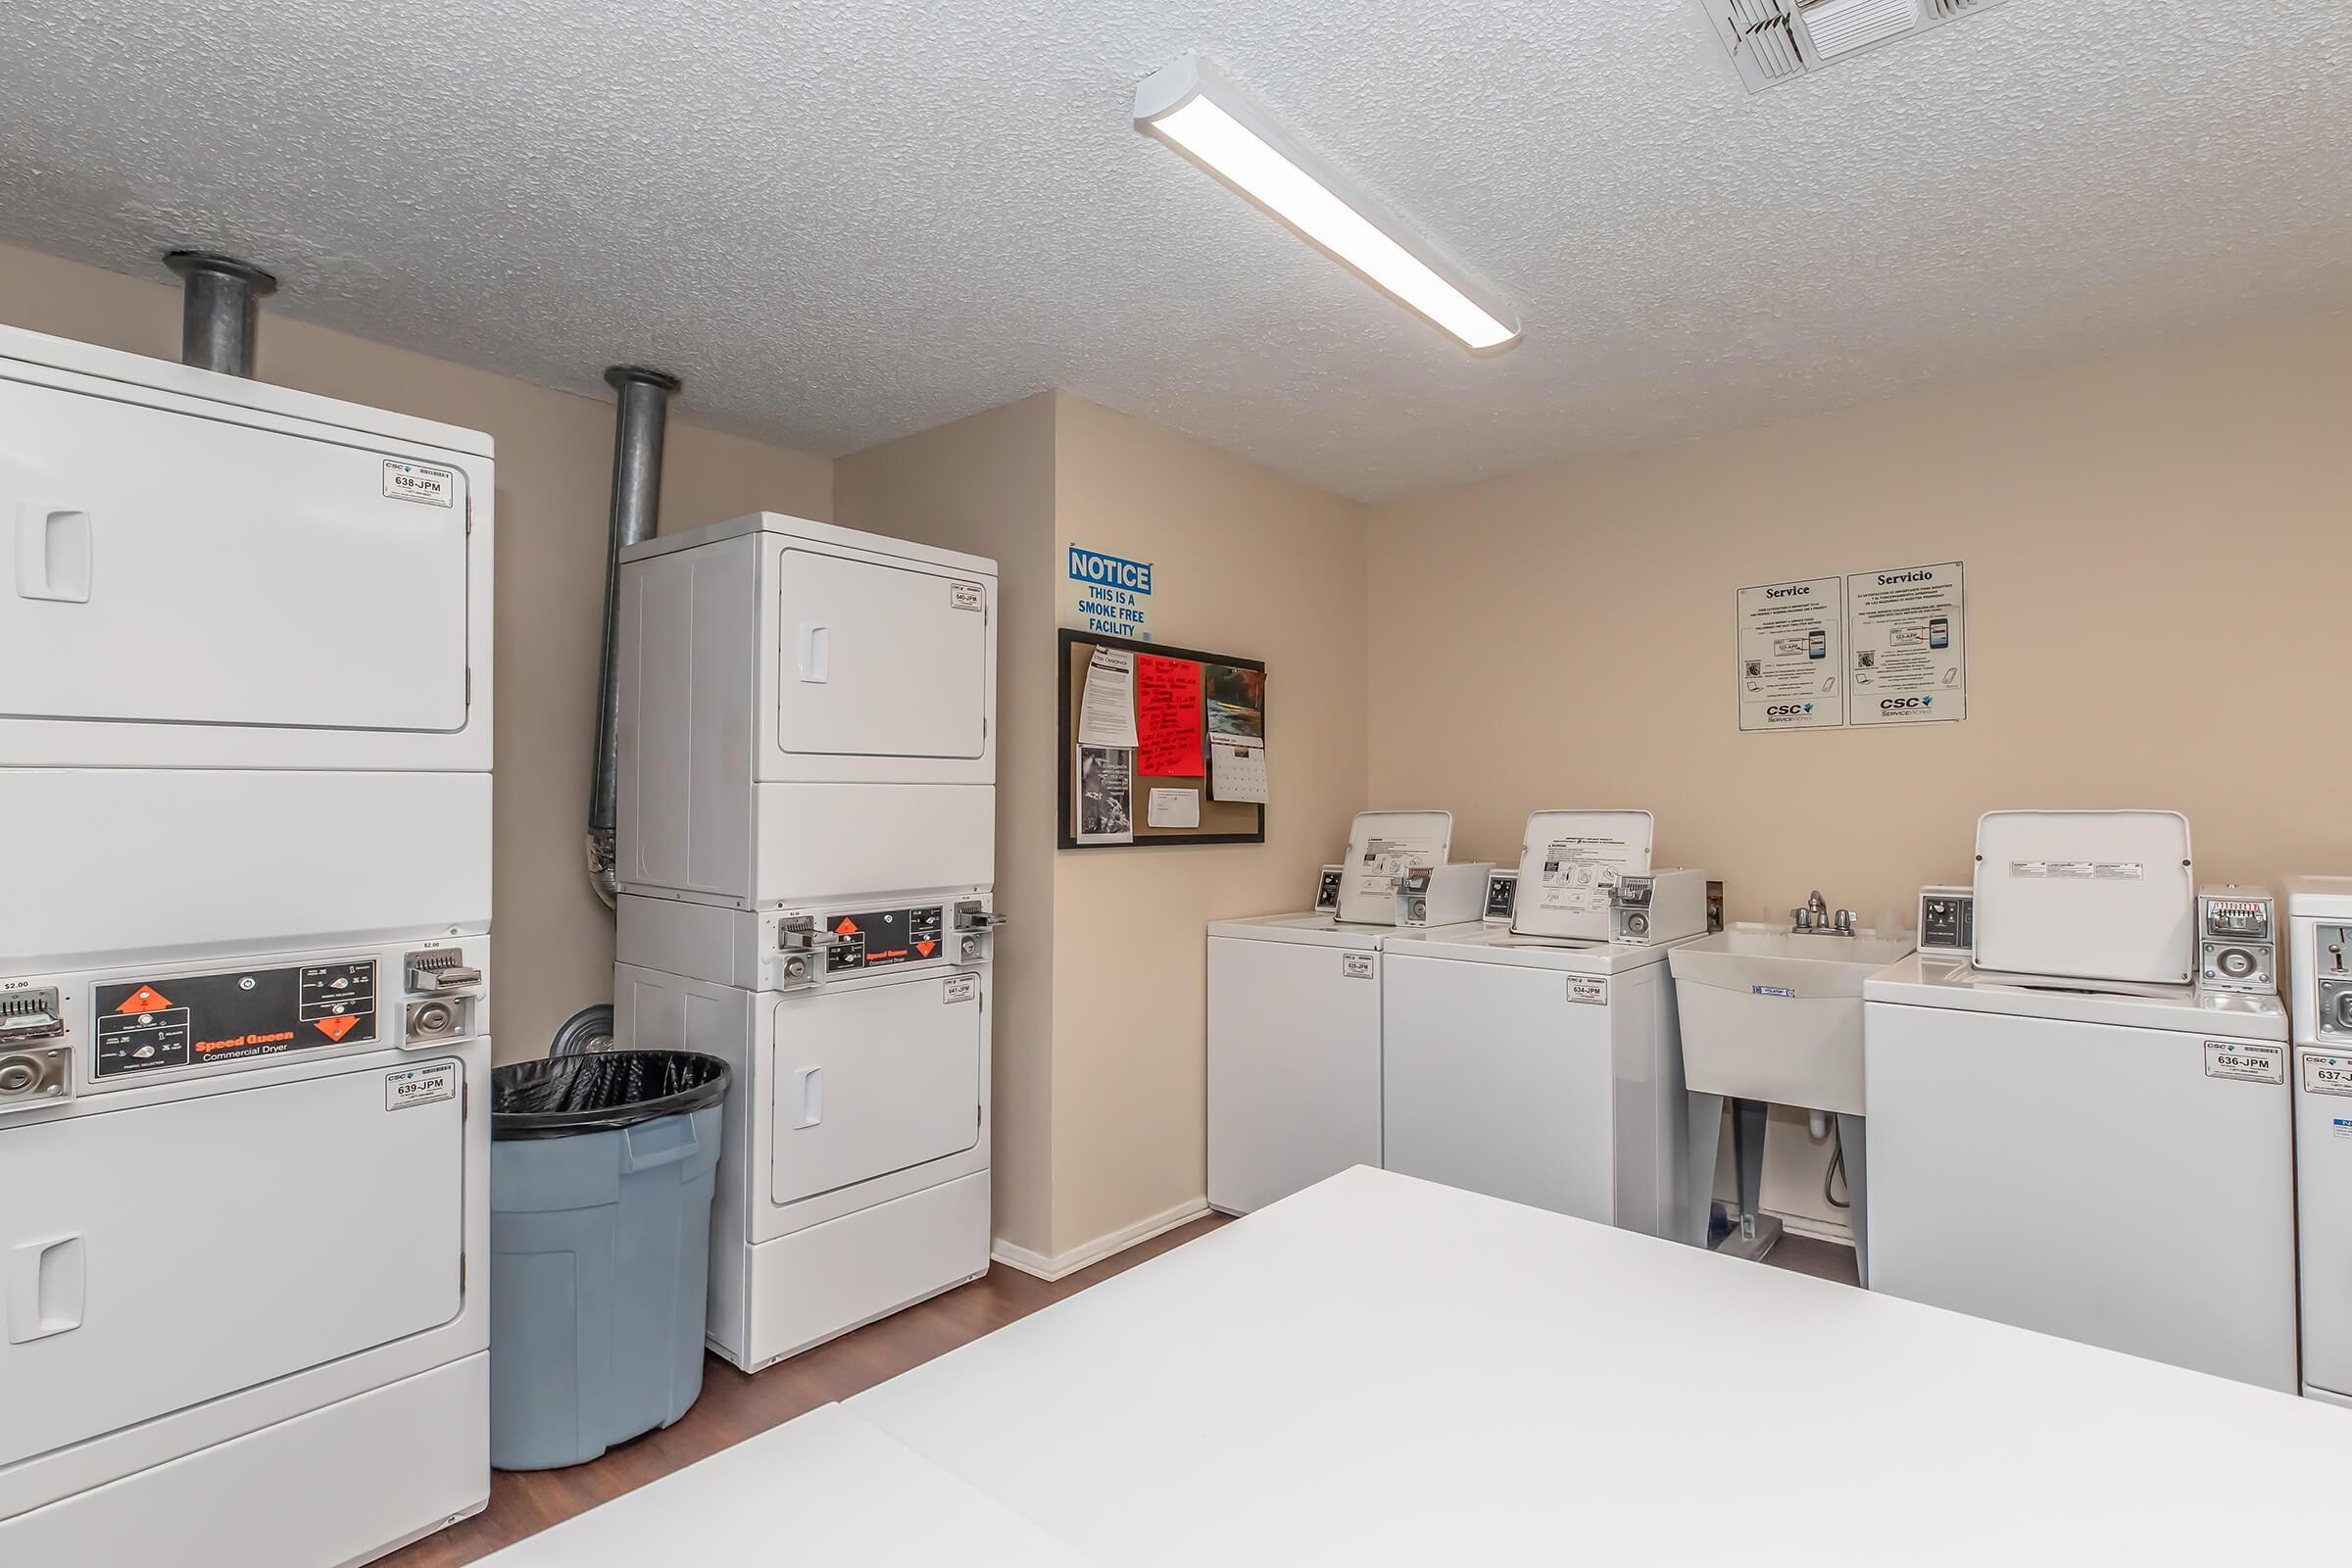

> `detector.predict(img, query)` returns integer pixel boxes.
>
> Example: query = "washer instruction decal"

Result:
[1847,562,1967,727]
[1736,577,1843,732]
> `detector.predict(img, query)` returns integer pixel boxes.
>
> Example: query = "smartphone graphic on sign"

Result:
[1929,616,1949,650]
[1807,629,1826,660]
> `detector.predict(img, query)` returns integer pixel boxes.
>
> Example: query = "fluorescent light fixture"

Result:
[1132,54,1520,354]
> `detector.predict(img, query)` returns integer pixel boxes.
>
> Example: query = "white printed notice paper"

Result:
[1737,563,1968,730]
[1847,562,1967,727]
[1736,577,1843,732]
[1077,646,1139,749]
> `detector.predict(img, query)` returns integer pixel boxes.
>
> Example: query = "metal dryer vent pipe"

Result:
[588,365,683,900]
[163,252,277,377]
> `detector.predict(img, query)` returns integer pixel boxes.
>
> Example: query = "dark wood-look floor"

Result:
[385,1215,1856,1566]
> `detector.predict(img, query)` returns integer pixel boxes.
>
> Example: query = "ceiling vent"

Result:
[1801,0,1916,59]
[1695,0,2015,92]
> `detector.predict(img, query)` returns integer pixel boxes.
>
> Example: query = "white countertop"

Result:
[471,1401,1092,1566]
[487,1167,2352,1566]
[853,1166,2352,1565]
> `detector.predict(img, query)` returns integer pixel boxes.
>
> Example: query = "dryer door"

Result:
[770,973,983,1207]
[773,547,989,762]
[0,374,472,735]
[0,1056,466,1467]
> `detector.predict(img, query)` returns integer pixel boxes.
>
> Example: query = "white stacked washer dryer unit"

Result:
[1864,811,2297,1393]
[612,514,999,1372]
[0,324,495,1564]
[2287,876,2352,1409]
[1207,809,1494,1215]
[1381,810,1709,1245]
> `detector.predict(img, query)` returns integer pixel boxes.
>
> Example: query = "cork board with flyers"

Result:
[1058,628,1266,849]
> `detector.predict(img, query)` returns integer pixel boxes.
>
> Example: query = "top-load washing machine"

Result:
[1380,810,1709,1244]
[1864,811,2297,1392]
[1206,810,1495,1215]
[0,323,494,1564]
[2287,875,2352,1408]
[615,514,1000,1371]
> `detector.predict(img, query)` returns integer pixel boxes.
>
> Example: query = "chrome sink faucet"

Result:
[1790,890,1857,936]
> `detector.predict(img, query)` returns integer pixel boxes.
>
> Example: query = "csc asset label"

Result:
[2205,1041,2285,1086]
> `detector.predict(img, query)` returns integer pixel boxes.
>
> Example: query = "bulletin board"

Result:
[1057,628,1267,849]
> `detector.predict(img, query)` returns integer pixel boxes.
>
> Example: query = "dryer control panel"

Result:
[93,960,377,1079]
[820,906,948,976]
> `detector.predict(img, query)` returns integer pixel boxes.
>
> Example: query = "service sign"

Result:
[1735,577,1843,732]
[1063,544,1154,642]
[1847,562,1967,727]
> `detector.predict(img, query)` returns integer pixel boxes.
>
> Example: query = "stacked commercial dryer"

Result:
[612,514,1000,1371]
[1865,810,2297,1392]
[1381,810,1711,1245]
[1207,809,1495,1214]
[0,324,495,1562]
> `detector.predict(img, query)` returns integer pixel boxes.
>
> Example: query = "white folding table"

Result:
[470,1401,1091,1566]
[491,1167,2352,1565]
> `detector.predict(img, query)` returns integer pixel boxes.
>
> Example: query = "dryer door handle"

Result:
[8,1234,85,1345]
[792,1066,823,1129]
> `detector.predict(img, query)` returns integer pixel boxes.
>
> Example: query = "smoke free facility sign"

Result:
[1063,545,1154,642]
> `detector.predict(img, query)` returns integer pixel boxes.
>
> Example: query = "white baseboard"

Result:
[1772,1208,1855,1248]
[991,1196,1211,1283]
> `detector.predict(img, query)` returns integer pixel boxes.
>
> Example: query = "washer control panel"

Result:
[1919,885,1975,955]
[2197,886,2277,997]
[2318,922,2352,1041]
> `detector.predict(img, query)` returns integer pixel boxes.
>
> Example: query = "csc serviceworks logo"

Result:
[1765,703,1814,719]
[1880,696,1936,712]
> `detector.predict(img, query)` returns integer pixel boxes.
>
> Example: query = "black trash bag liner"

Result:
[491,1051,731,1141]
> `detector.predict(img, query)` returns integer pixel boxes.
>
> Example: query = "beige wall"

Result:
[1050,395,1370,1259]
[0,242,832,1059]
[1367,309,2352,1232]
[833,395,1060,1258]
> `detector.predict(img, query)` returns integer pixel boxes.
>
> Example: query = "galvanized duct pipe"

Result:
[587,365,683,902]
[163,252,277,377]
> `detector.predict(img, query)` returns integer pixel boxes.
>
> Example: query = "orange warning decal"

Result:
[118,985,172,1014]
[834,918,860,937]
[315,1015,360,1042]
[915,939,936,957]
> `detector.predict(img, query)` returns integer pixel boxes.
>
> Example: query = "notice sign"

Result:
[1064,545,1154,642]
[1736,577,1843,732]
[1848,562,1967,727]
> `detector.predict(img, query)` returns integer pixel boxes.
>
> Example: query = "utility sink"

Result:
[1668,925,1918,1115]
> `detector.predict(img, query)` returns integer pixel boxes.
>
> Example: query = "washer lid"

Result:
[1384,922,1678,974]
[1864,953,2288,1041]
[1972,810,2195,985]
[1510,810,1654,941]
[1334,810,1454,926]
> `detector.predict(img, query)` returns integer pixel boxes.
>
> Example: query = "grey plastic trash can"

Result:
[489,1051,731,1471]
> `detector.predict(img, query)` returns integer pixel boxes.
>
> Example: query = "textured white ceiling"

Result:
[2,2,2346,502]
